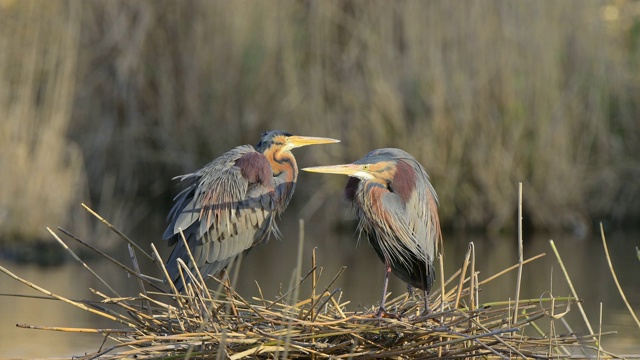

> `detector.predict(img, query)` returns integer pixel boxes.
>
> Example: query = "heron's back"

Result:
[164,145,278,292]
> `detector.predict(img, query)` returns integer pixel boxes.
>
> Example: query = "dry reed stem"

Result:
[0,265,139,329]
[81,203,154,262]
[453,244,471,309]
[549,240,596,339]
[469,242,477,312]
[47,227,122,298]
[598,302,603,360]
[514,182,524,323]
[599,223,640,330]
[58,227,165,287]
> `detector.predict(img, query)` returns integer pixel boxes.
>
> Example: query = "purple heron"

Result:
[304,148,441,315]
[163,130,339,292]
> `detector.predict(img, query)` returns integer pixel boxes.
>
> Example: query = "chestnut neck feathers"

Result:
[255,131,297,213]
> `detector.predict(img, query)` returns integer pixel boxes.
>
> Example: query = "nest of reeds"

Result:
[0,204,635,359]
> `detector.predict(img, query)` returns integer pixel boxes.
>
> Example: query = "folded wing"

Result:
[163,145,277,291]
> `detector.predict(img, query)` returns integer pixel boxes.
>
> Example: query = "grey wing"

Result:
[377,191,423,265]
[378,187,437,292]
[163,145,277,291]
[407,159,440,261]
[381,163,439,265]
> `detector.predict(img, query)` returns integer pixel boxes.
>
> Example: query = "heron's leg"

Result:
[376,263,393,317]
[407,284,415,297]
[221,269,239,317]
[422,290,431,314]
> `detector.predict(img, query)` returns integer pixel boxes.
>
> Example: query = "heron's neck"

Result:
[269,150,297,213]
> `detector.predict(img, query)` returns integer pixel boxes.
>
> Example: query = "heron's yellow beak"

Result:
[286,136,340,149]
[302,163,361,176]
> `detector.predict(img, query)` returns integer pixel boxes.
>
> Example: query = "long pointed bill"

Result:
[302,163,361,176]
[287,135,340,148]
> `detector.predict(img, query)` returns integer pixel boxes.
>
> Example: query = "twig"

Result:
[309,267,347,322]
[178,227,214,303]
[599,223,640,330]
[127,243,151,317]
[469,242,477,311]
[0,265,139,328]
[453,244,471,309]
[478,253,545,285]
[513,182,524,323]
[16,324,135,334]
[549,240,596,339]
[58,227,165,292]
[438,252,445,358]
[47,227,122,298]
[284,218,306,359]
[598,302,603,360]
[81,203,154,262]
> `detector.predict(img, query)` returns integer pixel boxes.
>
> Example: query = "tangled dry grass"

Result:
[1,203,639,359]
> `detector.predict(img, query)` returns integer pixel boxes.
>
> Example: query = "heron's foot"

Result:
[407,285,415,297]
[419,304,432,317]
[413,306,446,324]
[413,310,431,322]
[410,302,436,323]
[375,307,402,319]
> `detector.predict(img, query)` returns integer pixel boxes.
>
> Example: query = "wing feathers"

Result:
[163,146,279,291]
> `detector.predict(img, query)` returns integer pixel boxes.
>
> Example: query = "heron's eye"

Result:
[362,164,370,171]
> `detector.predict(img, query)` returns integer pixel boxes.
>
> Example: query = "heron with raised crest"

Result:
[164,130,340,292]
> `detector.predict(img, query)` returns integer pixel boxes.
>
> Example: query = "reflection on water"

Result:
[1,213,639,357]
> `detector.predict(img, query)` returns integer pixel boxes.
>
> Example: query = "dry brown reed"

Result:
[2,1,640,243]
[1,207,638,359]
[0,2,88,242]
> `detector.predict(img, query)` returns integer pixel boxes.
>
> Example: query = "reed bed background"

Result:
[1,204,639,359]
[1,1,640,245]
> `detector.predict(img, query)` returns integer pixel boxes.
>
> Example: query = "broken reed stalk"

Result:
[469,242,477,311]
[310,247,317,360]
[283,218,306,359]
[513,182,524,323]
[599,223,640,330]
[47,227,122,298]
[81,203,154,262]
[57,227,165,288]
[178,227,213,303]
[598,302,603,360]
[453,244,471,309]
[0,265,139,329]
[549,240,596,339]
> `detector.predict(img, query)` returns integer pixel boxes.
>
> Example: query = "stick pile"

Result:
[0,206,635,359]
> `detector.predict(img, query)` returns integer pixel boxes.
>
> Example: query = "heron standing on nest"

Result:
[163,130,340,292]
[303,148,442,316]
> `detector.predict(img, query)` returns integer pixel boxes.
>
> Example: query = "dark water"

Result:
[1,213,639,357]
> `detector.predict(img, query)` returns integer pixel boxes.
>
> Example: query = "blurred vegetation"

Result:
[1,0,640,245]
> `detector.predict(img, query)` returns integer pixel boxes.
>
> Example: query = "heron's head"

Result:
[303,161,388,181]
[303,148,420,203]
[303,148,414,182]
[255,130,340,154]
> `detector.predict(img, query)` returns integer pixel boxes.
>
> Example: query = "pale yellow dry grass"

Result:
[2,1,640,242]
[0,2,87,242]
